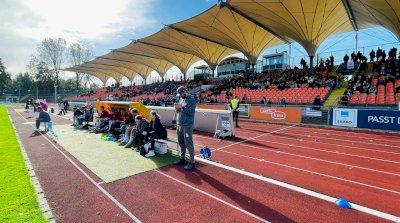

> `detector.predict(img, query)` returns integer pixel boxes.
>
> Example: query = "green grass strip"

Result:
[0,106,47,223]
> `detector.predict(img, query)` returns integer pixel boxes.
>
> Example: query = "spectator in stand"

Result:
[368,86,377,94]
[145,110,168,158]
[279,98,286,106]
[341,95,349,106]
[313,95,322,110]
[344,54,350,63]
[370,50,376,62]
[377,48,382,60]
[300,58,307,68]
[356,51,362,62]
[260,96,267,105]
[382,50,387,61]
[351,51,356,62]
[336,76,343,89]
[241,94,248,104]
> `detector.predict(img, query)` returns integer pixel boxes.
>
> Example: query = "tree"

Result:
[27,56,55,97]
[38,38,66,87]
[0,58,11,94]
[10,73,34,96]
[69,43,92,94]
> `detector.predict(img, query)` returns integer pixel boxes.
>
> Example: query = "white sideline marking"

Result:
[155,170,270,223]
[194,157,400,222]
[13,108,141,223]
[212,124,297,152]
[7,110,56,222]
[218,149,400,195]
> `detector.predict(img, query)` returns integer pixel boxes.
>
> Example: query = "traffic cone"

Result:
[335,198,351,209]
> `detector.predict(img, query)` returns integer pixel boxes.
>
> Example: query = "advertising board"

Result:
[332,108,358,127]
[357,110,400,131]
[250,107,302,123]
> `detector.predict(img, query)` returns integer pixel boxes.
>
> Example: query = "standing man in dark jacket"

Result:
[173,86,197,170]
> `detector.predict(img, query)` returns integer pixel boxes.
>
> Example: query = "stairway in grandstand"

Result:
[322,81,348,110]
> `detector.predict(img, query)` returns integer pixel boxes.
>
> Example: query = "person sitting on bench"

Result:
[109,108,128,138]
[78,105,94,129]
[72,106,83,127]
[89,106,109,131]
[145,110,167,157]
[122,109,140,147]
[92,108,115,133]
[34,106,51,132]
[132,115,149,152]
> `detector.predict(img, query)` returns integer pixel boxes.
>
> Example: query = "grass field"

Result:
[0,106,47,223]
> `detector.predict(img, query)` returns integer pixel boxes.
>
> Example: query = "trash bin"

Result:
[28,105,34,118]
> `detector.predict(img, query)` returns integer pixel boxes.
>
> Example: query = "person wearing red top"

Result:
[109,108,127,137]
[89,106,109,131]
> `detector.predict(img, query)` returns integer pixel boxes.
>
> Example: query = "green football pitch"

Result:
[0,106,47,223]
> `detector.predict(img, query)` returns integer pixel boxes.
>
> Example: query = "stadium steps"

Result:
[322,85,347,110]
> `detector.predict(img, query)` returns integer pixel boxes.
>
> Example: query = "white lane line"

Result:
[13,108,141,223]
[212,124,297,153]
[236,125,400,155]
[250,137,400,164]
[243,121,400,142]
[155,170,270,223]
[218,149,400,195]
[169,130,400,165]
[230,143,400,177]
[168,133,400,193]
[194,157,400,222]
[239,124,400,149]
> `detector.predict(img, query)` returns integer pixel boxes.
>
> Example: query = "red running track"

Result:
[9,108,398,222]
[165,120,400,217]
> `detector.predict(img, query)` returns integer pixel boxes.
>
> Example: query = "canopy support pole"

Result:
[355,31,358,53]
[289,43,292,68]
[309,56,314,68]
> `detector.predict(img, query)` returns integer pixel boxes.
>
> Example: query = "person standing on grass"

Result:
[173,86,196,171]
[230,95,240,127]
[34,105,51,132]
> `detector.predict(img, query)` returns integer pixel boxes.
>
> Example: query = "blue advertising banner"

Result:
[357,110,400,131]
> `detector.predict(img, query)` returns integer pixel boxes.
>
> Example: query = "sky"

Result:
[0,0,399,83]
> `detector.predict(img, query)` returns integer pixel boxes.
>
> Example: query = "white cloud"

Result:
[0,0,158,75]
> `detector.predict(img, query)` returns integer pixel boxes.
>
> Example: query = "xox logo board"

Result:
[332,108,358,127]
